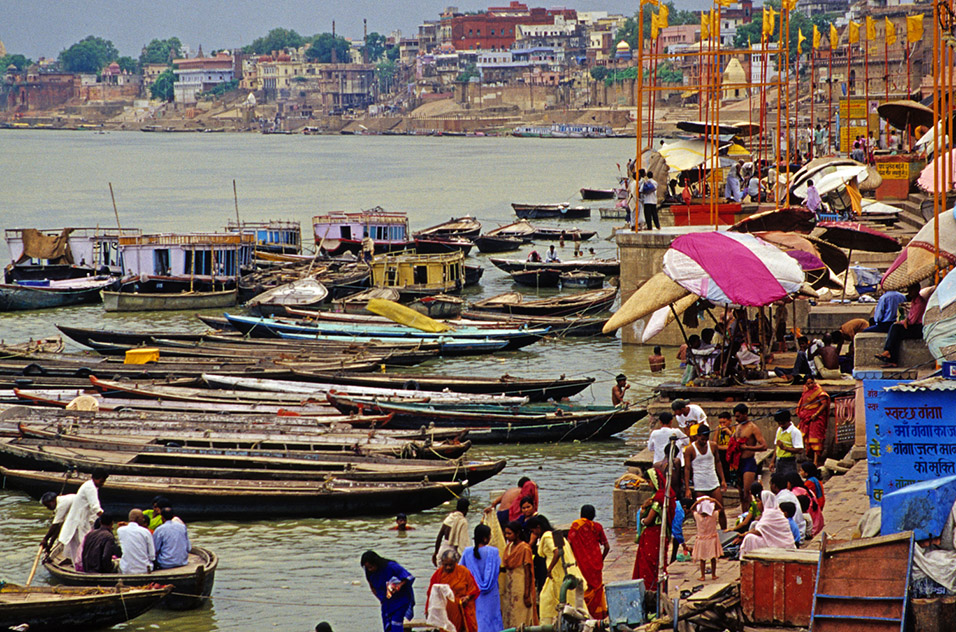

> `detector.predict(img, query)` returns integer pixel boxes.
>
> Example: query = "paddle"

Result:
[366,299,454,333]
[25,544,43,586]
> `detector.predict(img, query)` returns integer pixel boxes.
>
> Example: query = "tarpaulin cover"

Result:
[16,228,74,264]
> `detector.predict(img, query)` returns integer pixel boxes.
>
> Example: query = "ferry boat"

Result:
[103,232,254,312]
[4,227,141,283]
[512,124,614,139]
[370,251,465,300]
[313,208,413,257]
[226,220,301,255]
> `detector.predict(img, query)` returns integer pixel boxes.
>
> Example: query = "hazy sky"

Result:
[0,0,711,60]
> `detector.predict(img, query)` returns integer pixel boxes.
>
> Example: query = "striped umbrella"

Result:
[924,271,956,362]
[882,210,956,290]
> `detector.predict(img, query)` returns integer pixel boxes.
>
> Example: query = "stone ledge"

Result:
[853,331,934,370]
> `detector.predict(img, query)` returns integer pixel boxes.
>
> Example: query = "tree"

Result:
[117,56,138,73]
[245,28,305,55]
[58,35,119,73]
[0,53,32,71]
[376,59,397,93]
[386,45,399,62]
[732,0,832,61]
[656,60,683,84]
[305,33,351,63]
[150,68,175,101]
[614,2,690,48]
[139,37,181,65]
[589,66,608,81]
[456,63,478,83]
[364,32,387,62]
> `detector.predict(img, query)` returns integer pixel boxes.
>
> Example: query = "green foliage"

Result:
[364,32,387,62]
[245,28,305,55]
[139,37,181,65]
[456,63,478,83]
[376,59,397,92]
[202,79,240,98]
[604,66,639,85]
[386,46,400,62]
[117,56,138,73]
[613,2,693,48]
[589,66,608,81]
[733,0,833,62]
[58,35,119,73]
[150,68,175,101]
[656,60,683,83]
[0,53,32,71]
[305,33,351,63]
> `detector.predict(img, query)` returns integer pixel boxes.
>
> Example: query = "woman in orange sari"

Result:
[500,521,536,628]
[427,549,480,632]
[796,378,830,467]
[567,504,610,619]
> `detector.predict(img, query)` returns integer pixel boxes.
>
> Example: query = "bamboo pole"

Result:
[108,182,121,231]
[233,179,241,227]
[25,545,44,586]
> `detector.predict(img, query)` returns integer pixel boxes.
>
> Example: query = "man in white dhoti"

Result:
[57,468,108,566]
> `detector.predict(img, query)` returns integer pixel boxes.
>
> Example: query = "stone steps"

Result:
[853,331,935,372]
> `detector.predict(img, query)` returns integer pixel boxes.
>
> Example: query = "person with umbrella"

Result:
[875,283,928,367]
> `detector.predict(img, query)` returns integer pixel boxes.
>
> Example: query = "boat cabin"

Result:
[312,208,412,256]
[4,227,142,283]
[370,251,465,299]
[226,220,301,254]
[117,232,254,281]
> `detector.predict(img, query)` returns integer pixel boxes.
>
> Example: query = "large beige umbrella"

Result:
[882,210,956,290]
[603,272,690,334]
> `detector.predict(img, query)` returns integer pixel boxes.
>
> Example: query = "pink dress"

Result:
[692,510,722,562]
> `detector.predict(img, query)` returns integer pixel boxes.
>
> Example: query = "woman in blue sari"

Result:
[361,550,415,632]
[460,524,503,632]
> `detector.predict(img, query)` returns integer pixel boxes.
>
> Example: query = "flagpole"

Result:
[884,26,889,104]
[810,47,815,160]
[931,6,940,273]
[828,47,833,155]
[783,7,791,186]
[635,3,646,231]
[847,30,852,156]
[865,27,870,154]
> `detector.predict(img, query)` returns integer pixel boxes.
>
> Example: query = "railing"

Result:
[118,233,255,246]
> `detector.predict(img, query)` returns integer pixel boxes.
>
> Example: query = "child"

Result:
[797,496,815,539]
[669,499,692,563]
[779,502,802,547]
[800,462,825,509]
[390,513,414,531]
[734,482,763,533]
[691,496,723,580]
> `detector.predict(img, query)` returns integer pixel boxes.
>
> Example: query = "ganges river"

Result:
[0,130,681,631]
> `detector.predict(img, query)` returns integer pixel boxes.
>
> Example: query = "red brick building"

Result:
[448,2,577,51]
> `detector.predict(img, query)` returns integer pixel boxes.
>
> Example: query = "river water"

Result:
[0,131,680,631]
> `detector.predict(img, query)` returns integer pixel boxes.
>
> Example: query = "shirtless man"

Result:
[611,374,630,406]
[485,476,532,527]
[732,403,768,509]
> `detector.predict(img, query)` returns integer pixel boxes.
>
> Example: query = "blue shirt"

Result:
[788,517,802,546]
[873,291,906,324]
[153,519,190,569]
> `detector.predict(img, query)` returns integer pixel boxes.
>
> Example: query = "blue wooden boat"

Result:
[0,276,116,311]
[276,331,509,356]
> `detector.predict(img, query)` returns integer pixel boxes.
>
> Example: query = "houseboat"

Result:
[102,232,254,312]
[226,220,301,255]
[4,227,141,283]
[512,124,614,138]
[313,209,413,257]
[370,251,465,300]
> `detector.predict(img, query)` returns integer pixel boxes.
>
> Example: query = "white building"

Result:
[172,54,235,104]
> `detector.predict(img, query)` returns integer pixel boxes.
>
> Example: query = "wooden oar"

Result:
[25,544,44,585]
[366,299,453,333]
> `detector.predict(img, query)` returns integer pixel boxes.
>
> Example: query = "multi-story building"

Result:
[447,1,577,51]
[172,54,234,104]
[418,21,440,53]
[515,15,586,60]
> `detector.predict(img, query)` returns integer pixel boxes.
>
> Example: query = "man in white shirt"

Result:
[40,491,76,551]
[118,508,155,574]
[57,468,108,564]
[671,399,707,432]
[771,409,804,478]
[647,412,689,467]
[431,498,470,567]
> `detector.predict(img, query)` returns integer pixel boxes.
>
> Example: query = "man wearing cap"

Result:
[647,412,688,468]
[612,374,630,406]
[672,399,707,432]
[683,424,727,529]
[40,491,77,551]
[772,410,803,478]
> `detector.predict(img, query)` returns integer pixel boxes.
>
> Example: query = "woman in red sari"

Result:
[427,549,480,632]
[632,466,676,593]
[568,504,610,618]
[796,378,830,467]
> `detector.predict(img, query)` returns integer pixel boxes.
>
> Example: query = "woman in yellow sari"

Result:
[527,515,586,625]
[500,521,537,628]
[796,378,830,467]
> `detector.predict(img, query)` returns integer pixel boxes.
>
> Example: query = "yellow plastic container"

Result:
[124,348,160,364]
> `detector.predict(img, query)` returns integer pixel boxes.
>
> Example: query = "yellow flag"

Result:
[762,7,776,38]
[651,11,661,39]
[798,28,806,53]
[717,0,734,7]
[830,24,838,49]
[659,3,669,28]
[907,14,924,43]
[780,0,796,12]
[847,179,862,217]
[641,0,659,6]
[813,24,821,49]
[700,12,710,40]
[885,17,896,45]
[848,21,860,45]
[866,16,876,41]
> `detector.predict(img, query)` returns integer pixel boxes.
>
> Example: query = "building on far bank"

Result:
[447,1,577,51]
[173,54,235,104]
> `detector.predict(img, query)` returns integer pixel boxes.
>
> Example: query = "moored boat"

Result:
[598,207,628,220]
[102,288,238,312]
[470,288,617,317]
[370,251,465,299]
[531,227,597,241]
[560,270,605,289]
[313,209,413,256]
[474,234,524,253]
[0,277,117,311]
[413,236,474,255]
[512,204,590,220]
[413,216,481,240]
[408,294,464,319]
[0,582,172,629]
[485,220,535,241]
[489,257,620,276]
[580,187,616,200]
[332,287,401,313]
[509,268,562,288]
[246,278,328,316]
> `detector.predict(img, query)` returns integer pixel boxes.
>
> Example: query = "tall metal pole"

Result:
[635,5,646,232]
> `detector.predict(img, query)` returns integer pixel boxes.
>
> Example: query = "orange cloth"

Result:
[427,565,480,632]
[797,381,830,451]
[501,541,537,627]
[568,518,609,619]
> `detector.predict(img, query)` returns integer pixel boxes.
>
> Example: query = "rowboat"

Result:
[470,288,617,317]
[459,311,611,337]
[246,278,328,316]
[274,333,510,356]
[412,216,481,240]
[580,187,616,200]
[101,288,237,312]
[512,204,590,220]
[44,547,215,610]
[413,236,474,255]
[473,234,524,253]
[509,268,562,288]
[464,263,483,287]
[488,257,620,276]
[485,221,535,241]
[332,287,401,313]
[598,207,628,220]
[560,271,605,289]
[56,324,209,347]
[0,467,467,519]
[531,227,597,241]
[408,294,464,319]
[0,277,117,312]
[0,583,172,629]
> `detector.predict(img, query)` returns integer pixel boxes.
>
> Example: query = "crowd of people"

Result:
[39,469,192,575]
[362,476,614,632]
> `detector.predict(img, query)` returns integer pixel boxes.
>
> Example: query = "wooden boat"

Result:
[413,236,474,255]
[486,221,535,241]
[0,466,467,519]
[512,204,590,220]
[245,278,328,316]
[327,394,647,442]
[464,264,484,287]
[313,209,413,256]
[4,227,139,283]
[226,219,301,254]
[413,216,481,240]
[580,187,616,200]
[509,268,562,287]
[598,207,628,220]
[560,271,605,289]
[408,294,464,319]
[474,234,524,253]
[470,288,617,317]
[370,251,465,299]
[275,332,510,356]
[489,257,620,276]
[0,582,172,630]
[532,227,597,241]
[57,325,209,347]
[0,277,117,311]
[459,311,610,337]
[43,547,214,611]
[102,288,237,312]
[332,287,401,313]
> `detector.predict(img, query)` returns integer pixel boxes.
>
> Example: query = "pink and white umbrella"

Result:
[917,149,956,193]
[662,232,806,307]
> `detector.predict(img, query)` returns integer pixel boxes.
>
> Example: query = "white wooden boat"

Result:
[102,289,237,312]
